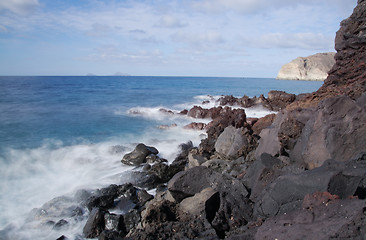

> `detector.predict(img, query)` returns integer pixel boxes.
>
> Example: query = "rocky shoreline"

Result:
[14,1,366,239]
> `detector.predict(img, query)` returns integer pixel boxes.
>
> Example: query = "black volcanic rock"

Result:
[121,143,159,166]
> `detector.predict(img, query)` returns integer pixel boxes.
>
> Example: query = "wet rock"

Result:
[145,154,167,164]
[104,212,125,233]
[141,199,177,227]
[183,122,207,130]
[109,145,128,155]
[53,219,69,230]
[217,95,238,106]
[246,117,258,126]
[159,108,174,115]
[126,171,162,190]
[168,141,194,176]
[123,209,141,233]
[121,143,159,166]
[156,123,177,130]
[179,109,188,115]
[83,208,106,238]
[98,230,124,240]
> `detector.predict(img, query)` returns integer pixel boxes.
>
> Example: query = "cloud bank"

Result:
[0,0,358,77]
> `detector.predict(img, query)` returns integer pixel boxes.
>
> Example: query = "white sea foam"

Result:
[244,106,277,118]
[0,124,204,239]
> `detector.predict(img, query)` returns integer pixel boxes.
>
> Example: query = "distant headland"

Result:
[277,52,336,81]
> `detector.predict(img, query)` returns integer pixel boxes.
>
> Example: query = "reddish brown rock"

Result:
[183,122,207,130]
[246,118,259,126]
[267,90,296,111]
[252,114,276,135]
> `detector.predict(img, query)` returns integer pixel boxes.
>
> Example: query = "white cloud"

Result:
[0,25,8,33]
[172,31,224,47]
[155,15,186,28]
[192,0,357,14]
[0,0,39,15]
[83,44,163,63]
[86,23,111,37]
[252,33,334,50]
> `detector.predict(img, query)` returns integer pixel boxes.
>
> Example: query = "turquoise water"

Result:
[0,76,322,239]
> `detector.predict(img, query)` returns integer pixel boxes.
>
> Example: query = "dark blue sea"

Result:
[0,76,322,239]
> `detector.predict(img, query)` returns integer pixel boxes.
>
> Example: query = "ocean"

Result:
[0,76,322,239]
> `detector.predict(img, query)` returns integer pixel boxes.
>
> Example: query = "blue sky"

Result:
[0,0,357,77]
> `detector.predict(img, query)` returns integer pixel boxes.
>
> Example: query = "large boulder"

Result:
[255,193,366,240]
[291,95,366,169]
[167,166,252,235]
[214,126,257,160]
[254,158,366,219]
[242,153,286,202]
[83,208,106,238]
[121,143,159,166]
[267,90,296,111]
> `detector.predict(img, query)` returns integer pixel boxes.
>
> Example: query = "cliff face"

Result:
[276,52,336,81]
[318,0,366,99]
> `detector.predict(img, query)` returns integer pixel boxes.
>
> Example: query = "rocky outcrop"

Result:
[277,52,336,81]
[38,2,366,239]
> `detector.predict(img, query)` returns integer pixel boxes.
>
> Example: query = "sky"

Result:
[0,0,358,77]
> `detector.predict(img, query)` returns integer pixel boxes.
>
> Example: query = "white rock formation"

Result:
[276,52,336,81]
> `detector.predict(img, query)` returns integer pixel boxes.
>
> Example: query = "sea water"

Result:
[0,76,322,239]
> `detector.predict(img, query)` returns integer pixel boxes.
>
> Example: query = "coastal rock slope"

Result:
[27,1,366,240]
[276,52,336,81]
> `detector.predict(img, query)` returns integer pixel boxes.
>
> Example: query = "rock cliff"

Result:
[276,52,336,81]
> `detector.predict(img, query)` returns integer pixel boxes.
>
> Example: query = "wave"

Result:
[123,95,276,121]
[0,126,203,239]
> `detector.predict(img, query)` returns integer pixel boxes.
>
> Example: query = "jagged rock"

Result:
[267,91,296,111]
[214,126,253,160]
[104,213,125,233]
[255,194,366,240]
[141,200,178,226]
[242,153,286,202]
[187,148,208,169]
[123,209,141,233]
[167,166,252,235]
[121,143,159,166]
[291,95,366,169]
[252,113,276,135]
[179,188,219,218]
[127,217,218,240]
[183,122,207,130]
[98,230,124,240]
[83,208,106,238]
[217,95,238,106]
[254,159,366,219]
[276,52,336,81]
[200,107,247,157]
